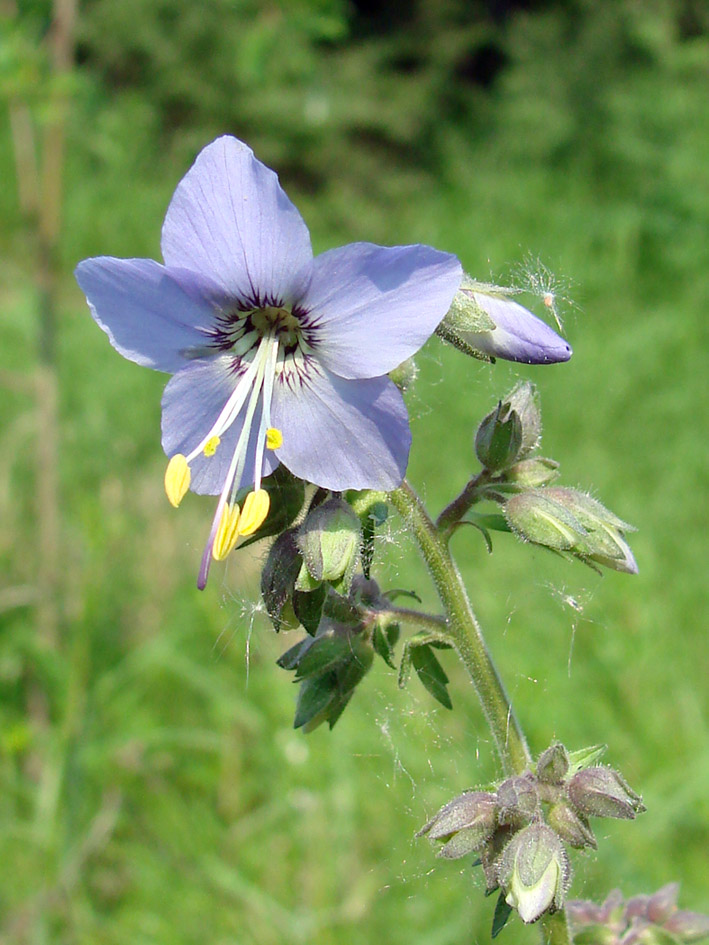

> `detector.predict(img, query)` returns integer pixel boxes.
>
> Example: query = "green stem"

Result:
[540,910,572,944]
[379,607,449,637]
[390,480,531,775]
[436,470,490,535]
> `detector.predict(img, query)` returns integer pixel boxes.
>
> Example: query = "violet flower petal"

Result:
[161,136,314,305]
[75,257,215,373]
[302,242,462,379]
[466,293,572,364]
[161,357,279,495]
[270,367,410,491]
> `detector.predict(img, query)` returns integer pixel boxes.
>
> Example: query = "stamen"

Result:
[165,454,191,507]
[185,354,261,463]
[203,435,220,457]
[238,489,270,536]
[266,427,283,450]
[212,502,241,560]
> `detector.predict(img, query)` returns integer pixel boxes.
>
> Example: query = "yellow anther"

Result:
[164,454,191,508]
[266,427,283,450]
[203,435,221,457]
[238,488,271,536]
[212,503,241,561]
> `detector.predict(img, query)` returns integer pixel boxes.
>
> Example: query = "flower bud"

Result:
[474,401,523,472]
[297,497,361,591]
[567,766,646,820]
[547,801,597,849]
[664,909,709,942]
[505,457,560,488]
[497,774,540,827]
[437,276,572,365]
[506,381,542,457]
[260,529,303,630]
[504,490,588,551]
[499,823,571,923]
[417,790,497,859]
[543,487,638,574]
[536,742,570,784]
[569,886,709,945]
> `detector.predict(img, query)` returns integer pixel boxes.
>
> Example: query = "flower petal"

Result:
[464,293,572,365]
[270,366,410,490]
[161,357,279,495]
[301,243,462,379]
[75,258,216,373]
[161,136,313,306]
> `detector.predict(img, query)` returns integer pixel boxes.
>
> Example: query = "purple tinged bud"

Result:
[568,766,646,820]
[417,790,497,857]
[437,275,572,365]
[543,487,639,575]
[664,910,709,942]
[497,774,540,827]
[647,885,681,924]
[499,823,571,924]
[547,801,597,850]
[536,742,570,783]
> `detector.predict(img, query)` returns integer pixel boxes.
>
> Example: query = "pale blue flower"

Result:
[76,136,461,586]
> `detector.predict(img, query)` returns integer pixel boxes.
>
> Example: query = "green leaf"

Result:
[372,623,397,668]
[292,584,327,635]
[294,632,351,679]
[491,891,513,938]
[412,645,452,709]
[276,638,310,671]
[294,674,336,729]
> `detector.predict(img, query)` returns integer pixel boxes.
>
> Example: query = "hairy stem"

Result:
[390,480,531,775]
[436,470,490,536]
[540,910,572,944]
[378,607,449,637]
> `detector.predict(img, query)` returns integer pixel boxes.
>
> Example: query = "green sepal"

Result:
[492,891,513,938]
[412,644,452,709]
[260,529,303,631]
[372,622,397,668]
[292,584,327,635]
[276,637,311,671]
[238,465,305,548]
[293,674,337,729]
[293,631,353,680]
[295,559,322,592]
[567,744,607,776]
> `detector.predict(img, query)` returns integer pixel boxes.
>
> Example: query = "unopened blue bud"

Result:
[437,275,572,365]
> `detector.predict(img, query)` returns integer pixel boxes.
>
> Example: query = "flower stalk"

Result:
[390,480,531,775]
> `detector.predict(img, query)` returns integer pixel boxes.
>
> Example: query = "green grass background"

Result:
[1,2,707,942]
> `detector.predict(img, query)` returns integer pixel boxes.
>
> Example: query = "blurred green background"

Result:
[1,0,707,942]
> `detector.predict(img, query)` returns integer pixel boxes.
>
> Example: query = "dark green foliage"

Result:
[492,891,513,938]
[411,644,453,710]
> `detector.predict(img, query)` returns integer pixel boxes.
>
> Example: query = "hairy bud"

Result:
[568,766,646,820]
[499,823,571,923]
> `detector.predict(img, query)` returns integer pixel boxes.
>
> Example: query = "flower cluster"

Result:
[418,743,645,928]
[460,380,638,574]
[568,885,709,945]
